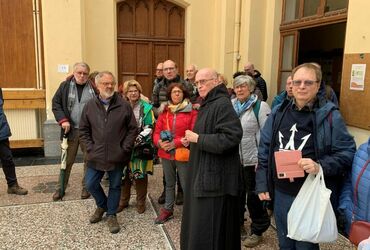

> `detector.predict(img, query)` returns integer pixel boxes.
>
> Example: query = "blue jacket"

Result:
[338,137,370,234]
[271,91,289,109]
[256,98,356,209]
[0,88,11,141]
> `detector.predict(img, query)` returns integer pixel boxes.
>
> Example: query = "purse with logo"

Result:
[349,159,370,246]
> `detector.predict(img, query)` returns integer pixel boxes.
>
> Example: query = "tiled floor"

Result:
[0,163,354,249]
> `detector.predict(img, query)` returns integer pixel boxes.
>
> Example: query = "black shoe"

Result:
[175,191,183,205]
[158,191,165,204]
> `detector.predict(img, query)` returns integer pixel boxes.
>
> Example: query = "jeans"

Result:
[85,162,123,215]
[239,165,270,235]
[274,189,320,250]
[161,158,188,211]
[0,138,17,187]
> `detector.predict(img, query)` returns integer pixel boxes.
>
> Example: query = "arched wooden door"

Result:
[117,0,185,99]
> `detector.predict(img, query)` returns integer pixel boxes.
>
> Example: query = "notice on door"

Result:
[350,64,366,91]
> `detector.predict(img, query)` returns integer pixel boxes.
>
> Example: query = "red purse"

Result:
[348,159,370,246]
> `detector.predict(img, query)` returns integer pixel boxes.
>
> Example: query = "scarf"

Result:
[167,98,190,113]
[233,94,258,117]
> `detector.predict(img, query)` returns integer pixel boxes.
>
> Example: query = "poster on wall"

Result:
[350,64,366,91]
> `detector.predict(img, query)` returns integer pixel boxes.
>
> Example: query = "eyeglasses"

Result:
[163,67,175,72]
[292,80,319,87]
[171,90,183,94]
[156,69,163,72]
[194,78,215,87]
[101,82,116,87]
[127,90,139,93]
[75,71,89,76]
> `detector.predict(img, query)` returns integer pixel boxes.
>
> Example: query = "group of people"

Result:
[1,59,369,249]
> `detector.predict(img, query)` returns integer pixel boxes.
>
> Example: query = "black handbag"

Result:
[133,137,154,160]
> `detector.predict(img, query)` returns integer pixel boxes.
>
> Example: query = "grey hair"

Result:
[73,62,90,73]
[95,71,116,85]
[233,75,256,93]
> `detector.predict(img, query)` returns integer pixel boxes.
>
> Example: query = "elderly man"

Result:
[153,62,163,91]
[180,68,243,250]
[271,75,293,108]
[244,62,268,101]
[256,63,356,249]
[185,64,199,103]
[0,88,28,195]
[151,59,193,205]
[52,62,97,201]
[79,71,137,234]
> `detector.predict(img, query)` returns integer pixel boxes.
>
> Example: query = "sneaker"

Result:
[107,215,120,234]
[154,208,173,224]
[89,207,106,223]
[157,190,165,204]
[81,188,91,199]
[175,191,183,205]
[243,234,262,248]
[7,183,28,195]
[52,190,63,201]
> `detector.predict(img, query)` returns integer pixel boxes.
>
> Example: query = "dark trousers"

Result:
[239,165,270,235]
[162,169,183,193]
[0,138,17,187]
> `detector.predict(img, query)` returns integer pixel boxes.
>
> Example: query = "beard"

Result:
[100,90,114,100]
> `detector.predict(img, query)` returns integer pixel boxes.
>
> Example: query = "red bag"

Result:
[348,159,370,246]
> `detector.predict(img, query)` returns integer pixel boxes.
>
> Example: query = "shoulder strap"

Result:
[253,100,261,127]
[352,159,370,217]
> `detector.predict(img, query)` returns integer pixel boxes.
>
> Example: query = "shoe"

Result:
[136,204,145,214]
[7,183,28,195]
[52,190,63,201]
[175,191,183,205]
[89,207,106,223]
[154,208,173,224]
[243,234,262,248]
[107,215,120,234]
[81,188,91,199]
[240,225,248,240]
[158,190,165,204]
[117,202,128,213]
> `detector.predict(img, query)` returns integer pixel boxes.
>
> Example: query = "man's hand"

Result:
[258,192,271,201]
[298,158,320,174]
[61,121,71,134]
[185,130,199,143]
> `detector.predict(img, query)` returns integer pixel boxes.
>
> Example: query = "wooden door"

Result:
[117,0,185,99]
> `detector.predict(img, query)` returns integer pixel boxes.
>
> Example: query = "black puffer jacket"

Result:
[189,84,243,197]
[79,93,138,171]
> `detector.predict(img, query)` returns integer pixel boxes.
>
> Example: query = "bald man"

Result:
[180,68,243,250]
[244,62,268,101]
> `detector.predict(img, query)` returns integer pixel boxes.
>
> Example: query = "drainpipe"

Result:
[233,0,242,73]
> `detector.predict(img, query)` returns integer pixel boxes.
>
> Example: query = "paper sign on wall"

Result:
[350,64,366,91]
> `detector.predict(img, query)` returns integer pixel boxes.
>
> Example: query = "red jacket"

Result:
[153,103,197,160]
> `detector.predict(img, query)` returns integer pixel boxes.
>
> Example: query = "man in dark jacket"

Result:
[0,88,28,195]
[51,62,97,201]
[256,63,355,249]
[180,68,243,250]
[79,71,137,234]
[244,62,268,101]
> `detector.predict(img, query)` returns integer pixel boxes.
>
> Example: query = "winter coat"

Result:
[52,77,98,140]
[79,92,138,171]
[189,84,243,197]
[256,98,356,209]
[253,70,268,101]
[153,102,197,160]
[338,137,370,234]
[271,91,290,109]
[0,88,11,141]
[231,98,271,166]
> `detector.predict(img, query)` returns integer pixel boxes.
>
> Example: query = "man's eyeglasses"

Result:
[101,82,116,87]
[194,78,215,87]
[156,69,163,72]
[292,80,319,87]
[75,71,89,76]
[163,67,175,72]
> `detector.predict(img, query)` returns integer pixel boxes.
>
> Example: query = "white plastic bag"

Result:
[287,166,338,243]
[359,237,370,250]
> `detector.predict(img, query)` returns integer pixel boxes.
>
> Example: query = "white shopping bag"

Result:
[287,166,338,243]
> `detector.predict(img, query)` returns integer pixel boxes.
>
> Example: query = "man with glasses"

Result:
[185,64,200,103]
[79,71,137,234]
[151,59,193,205]
[51,62,98,201]
[153,62,164,93]
[181,68,243,250]
[256,63,355,249]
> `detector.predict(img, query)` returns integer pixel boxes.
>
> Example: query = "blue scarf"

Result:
[233,94,258,117]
